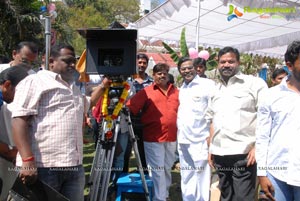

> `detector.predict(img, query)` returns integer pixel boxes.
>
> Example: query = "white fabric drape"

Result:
[135,0,300,58]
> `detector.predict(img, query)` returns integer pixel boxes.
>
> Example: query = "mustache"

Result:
[221,67,232,70]
[220,68,233,73]
[182,71,194,77]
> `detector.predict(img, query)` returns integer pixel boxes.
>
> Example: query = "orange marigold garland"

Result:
[101,81,130,132]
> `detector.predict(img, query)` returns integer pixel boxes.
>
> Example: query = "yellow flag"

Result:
[76,49,90,82]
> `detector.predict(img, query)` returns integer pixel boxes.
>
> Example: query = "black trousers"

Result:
[213,154,257,201]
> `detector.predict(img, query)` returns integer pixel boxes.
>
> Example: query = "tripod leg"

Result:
[99,116,121,201]
[89,120,107,201]
[126,112,151,201]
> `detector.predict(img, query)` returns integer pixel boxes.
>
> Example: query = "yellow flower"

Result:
[102,81,130,122]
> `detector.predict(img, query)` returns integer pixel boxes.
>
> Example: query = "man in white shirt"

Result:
[256,40,300,201]
[0,41,39,189]
[208,46,267,201]
[0,42,38,199]
[0,41,38,74]
[177,57,215,201]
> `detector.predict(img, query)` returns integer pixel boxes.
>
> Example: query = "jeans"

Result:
[111,131,129,185]
[37,165,85,201]
[268,172,300,201]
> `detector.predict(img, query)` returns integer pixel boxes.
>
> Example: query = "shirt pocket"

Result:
[191,96,208,116]
[232,92,255,112]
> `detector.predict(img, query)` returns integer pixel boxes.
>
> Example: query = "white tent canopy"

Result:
[134,0,300,58]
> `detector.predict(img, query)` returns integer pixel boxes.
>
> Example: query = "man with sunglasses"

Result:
[11,44,110,201]
[0,41,38,74]
[0,42,39,148]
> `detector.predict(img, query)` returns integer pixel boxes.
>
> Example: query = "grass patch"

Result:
[83,132,183,201]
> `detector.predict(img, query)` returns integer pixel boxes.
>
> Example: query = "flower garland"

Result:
[101,81,130,130]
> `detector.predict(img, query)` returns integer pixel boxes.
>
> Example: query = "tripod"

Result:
[87,100,150,201]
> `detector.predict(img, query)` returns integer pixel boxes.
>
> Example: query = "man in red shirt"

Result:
[126,63,179,201]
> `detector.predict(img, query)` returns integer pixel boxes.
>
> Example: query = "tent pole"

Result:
[195,0,201,50]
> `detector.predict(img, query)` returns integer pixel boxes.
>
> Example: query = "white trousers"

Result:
[144,141,176,201]
[178,141,211,201]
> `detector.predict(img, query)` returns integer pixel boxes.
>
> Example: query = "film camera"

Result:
[77,27,137,77]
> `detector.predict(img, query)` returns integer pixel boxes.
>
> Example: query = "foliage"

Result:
[0,0,43,58]
[0,0,140,58]
[161,28,284,86]
[162,42,180,64]
[51,3,73,46]
[206,53,218,70]
[67,5,109,55]
[162,27,218,72]
[162,28,189,64]
[179,28,188,57]
[65,0,140,54]
[100,0,140,24]
[240,53,283,76]
[65,0,139,24]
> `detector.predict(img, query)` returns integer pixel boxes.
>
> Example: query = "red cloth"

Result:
[92,97,103,123]
[126,83,179,142]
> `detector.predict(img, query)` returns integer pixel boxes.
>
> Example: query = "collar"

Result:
[279,74,295,92]
[153,82,173,91]
[182,75,202,87]
[216,70,244,85]
[134,73,153,82]
[39,70,74,87]
[39,69,60,80]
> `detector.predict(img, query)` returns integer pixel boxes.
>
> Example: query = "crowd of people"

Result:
[0,39,299,201]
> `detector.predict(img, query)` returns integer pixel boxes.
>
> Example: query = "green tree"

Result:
[0,0,43,58]
[65,0,140,54]
[0,0,140,58]
[97,0,140,24]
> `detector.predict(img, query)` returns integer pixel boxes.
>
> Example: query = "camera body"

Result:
[78,28,137,76]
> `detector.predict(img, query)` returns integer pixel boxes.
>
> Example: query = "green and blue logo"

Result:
[227,4,243,21]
